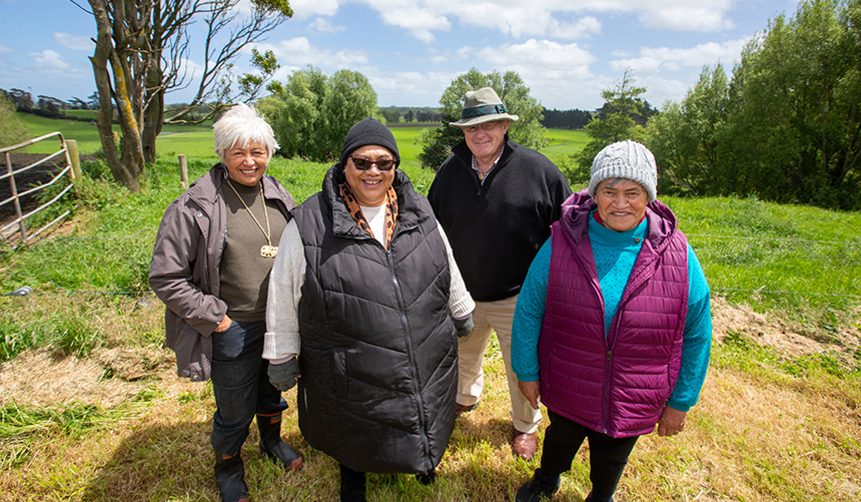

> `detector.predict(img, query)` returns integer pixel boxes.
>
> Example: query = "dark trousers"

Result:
[210,319,287,455]
[540,409,640,502]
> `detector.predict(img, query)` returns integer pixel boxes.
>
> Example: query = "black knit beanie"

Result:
[339,117,400,168]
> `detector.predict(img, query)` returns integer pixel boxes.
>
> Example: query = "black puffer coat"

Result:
[292,164,457,474]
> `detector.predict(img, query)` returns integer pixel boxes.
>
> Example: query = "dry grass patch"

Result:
[2,300,860,501]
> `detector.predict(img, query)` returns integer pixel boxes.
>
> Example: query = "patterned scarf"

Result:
[340,182,399,250]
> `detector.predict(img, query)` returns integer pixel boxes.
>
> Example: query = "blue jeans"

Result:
[540,409,640,502]
[210,319,287,455]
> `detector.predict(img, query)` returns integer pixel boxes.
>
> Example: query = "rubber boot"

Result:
[256,413,303,471]
[214,450,249,502]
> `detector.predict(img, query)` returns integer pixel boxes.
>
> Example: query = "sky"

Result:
[0,0,801,111]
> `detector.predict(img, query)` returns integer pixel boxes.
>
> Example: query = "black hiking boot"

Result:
[515,468,560,502]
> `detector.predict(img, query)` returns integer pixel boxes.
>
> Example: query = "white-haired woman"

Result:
[150,103,301,502]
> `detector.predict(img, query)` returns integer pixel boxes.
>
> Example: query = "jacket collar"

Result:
[321,163,428,240]
[560,189,678,253]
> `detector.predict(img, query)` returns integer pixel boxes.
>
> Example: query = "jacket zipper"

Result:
[386,248,433,472]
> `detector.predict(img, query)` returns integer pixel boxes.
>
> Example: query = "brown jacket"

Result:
[149,164,295,381]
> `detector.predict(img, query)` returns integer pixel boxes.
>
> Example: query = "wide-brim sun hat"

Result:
[449,87,519,127]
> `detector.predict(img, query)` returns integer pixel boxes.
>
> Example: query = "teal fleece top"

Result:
[512,214,712,412]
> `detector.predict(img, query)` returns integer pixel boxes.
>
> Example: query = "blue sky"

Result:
[1,0,800,111]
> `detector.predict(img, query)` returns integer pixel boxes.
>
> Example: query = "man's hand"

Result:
[657,406,687,437]
[518,379,541,410]
[268,358,300,392]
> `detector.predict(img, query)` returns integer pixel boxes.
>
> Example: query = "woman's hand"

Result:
[657,406,688,436]
[214,314,232,333]
[518,379,541,410]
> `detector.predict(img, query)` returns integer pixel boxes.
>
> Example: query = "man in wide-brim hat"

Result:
[428,86,573,461]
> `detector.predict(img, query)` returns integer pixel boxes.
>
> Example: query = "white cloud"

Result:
[611,38,749,76]
[0,45,13,54]
[464,39,599,108]
[308,17,346,33]
[371,3,452,43]
[548,16,602,39]
[257,37,369,68]
[342,0,738,43]
[289,0,342,19]
[54,32,93,51]
[637,0,735,31]
[472,39,595,70]
[29,50,69,70]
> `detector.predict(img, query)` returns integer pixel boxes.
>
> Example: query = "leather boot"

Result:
[256,413,303,471]
[214,450,249,502]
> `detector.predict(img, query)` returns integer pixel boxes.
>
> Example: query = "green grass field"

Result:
[2,114,859,502]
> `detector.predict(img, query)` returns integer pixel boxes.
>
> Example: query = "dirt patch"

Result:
[0,153,95,223]
[1,299,857,412]
[710,296,861,360]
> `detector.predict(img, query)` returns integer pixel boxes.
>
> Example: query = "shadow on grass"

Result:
[81,419,322,502]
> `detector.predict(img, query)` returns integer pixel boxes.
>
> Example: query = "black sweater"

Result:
[428,136,572,302]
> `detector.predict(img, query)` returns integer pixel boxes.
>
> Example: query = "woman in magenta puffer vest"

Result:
[511,140,712,502]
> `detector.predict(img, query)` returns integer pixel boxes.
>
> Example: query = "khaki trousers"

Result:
[457,294,542,433]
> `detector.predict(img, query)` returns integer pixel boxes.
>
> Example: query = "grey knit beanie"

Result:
[588,140,658,202]
[339,117,400,168]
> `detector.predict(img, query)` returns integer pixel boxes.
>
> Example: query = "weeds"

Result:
[1,152,860,501]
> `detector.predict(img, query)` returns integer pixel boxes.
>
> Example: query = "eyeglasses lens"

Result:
[351,156,397,171]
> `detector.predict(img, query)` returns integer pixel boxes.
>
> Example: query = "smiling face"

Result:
[344,145,396,206]
[223,141,268,186]
[595,178,648,232]
[462,119,509,165]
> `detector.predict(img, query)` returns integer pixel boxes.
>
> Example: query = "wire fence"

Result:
[3,230,860,301]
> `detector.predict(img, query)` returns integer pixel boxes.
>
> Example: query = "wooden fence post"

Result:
[66,139,82,186]
[179,154,188,189]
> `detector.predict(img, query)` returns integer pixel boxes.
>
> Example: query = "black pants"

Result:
[540,409,640,502]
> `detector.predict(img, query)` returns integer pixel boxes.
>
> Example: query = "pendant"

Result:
[260,245,278,258]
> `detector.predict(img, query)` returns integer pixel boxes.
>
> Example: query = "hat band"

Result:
[461,103,509,120]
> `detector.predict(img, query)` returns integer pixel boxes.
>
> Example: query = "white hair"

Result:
[212,103,279,162]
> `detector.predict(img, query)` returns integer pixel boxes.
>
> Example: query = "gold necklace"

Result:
[225,178,278,258]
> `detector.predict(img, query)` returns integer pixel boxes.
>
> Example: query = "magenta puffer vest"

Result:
[538,191,689,438]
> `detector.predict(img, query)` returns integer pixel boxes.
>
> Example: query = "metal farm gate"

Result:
[1,132,80,249]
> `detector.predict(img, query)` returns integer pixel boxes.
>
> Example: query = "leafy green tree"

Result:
[571,69,648,183]
[258,66,378,162]
[645,64,730,195]
[418,68,547,169]
[647,0,860,209]
[0,94,30,148]
[723,0,860,208]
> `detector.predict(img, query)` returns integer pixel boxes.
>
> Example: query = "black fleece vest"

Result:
[292,168,457,474]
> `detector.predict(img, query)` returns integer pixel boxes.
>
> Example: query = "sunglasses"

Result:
[350,155,399,171]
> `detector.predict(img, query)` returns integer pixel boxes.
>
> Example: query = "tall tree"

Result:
[646,0,861,209]
[645,64,730,195]
[257,66,379,162]
[418,68,547,169]
[572,69,649,182]
[85,0,292,192]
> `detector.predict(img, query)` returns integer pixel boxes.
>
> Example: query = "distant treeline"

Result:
[379,107,443,124]
[540,108,592,130]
